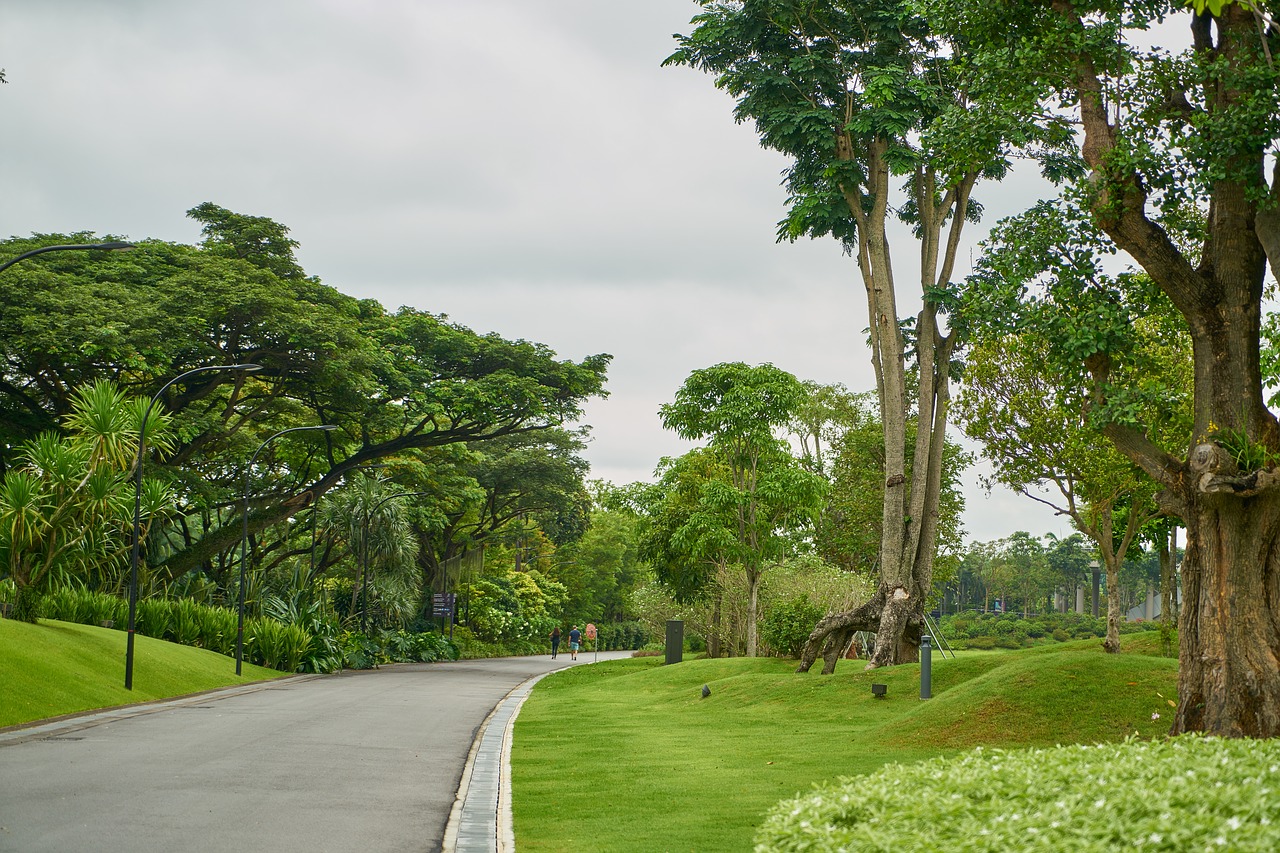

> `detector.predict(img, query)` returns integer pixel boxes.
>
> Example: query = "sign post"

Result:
[585,622,597,662]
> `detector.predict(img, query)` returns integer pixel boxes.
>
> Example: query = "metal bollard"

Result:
[920,634,932,700]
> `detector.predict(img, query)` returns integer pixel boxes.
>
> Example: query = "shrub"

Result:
[134,598,172,640]
[756,735,1280,851]
[247,617,312,672]
[596,621,649,651]
[339,631,384,669]
[379,629,457,663]
[170,599,203,648]
[1052,628,1071,642]
[965,636,996,650]
[994,635,1022,649]
[199,607,239,656]
[760,595,824,658]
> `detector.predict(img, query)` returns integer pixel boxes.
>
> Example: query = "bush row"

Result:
[29,586,456,672]
[757,735,1280,851]
[939,611,1160,649]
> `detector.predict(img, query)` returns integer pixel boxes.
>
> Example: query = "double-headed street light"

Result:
[360,491,430,634]
[126,363,262,690]
[237,424,339,674]
[0,241,135,273]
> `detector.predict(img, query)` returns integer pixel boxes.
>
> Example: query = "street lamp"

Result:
[236,424,339,674]
[360,491,430,634]
[125,363,262,690]
[0,241,135,273]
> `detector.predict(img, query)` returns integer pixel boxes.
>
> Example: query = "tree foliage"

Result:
[0,206,609,626]
[648,363,828,656]
[924,0,1280,734]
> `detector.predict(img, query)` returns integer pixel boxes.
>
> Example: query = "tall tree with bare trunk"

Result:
[668,0,1063,669]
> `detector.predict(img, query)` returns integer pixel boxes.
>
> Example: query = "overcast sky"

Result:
[1,0,1073,544]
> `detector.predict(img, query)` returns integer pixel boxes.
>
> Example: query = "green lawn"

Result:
[0,617,285,728]
[511,636,1178,852]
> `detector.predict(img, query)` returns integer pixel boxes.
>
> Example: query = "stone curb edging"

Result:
[442,672,554,853]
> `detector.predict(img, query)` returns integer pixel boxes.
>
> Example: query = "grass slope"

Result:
[511,636,1177,852]
[0,618,285,728]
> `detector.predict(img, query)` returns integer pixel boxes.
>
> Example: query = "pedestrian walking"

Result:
[550,626,562,658]
[569,625,582,660]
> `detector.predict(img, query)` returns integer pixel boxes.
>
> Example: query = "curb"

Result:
[443,672,553,853]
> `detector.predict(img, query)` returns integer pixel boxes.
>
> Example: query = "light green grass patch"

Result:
[0,618,285,728]
[512,643,1178,852]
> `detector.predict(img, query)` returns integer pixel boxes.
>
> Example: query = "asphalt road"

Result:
[0,652,606,853]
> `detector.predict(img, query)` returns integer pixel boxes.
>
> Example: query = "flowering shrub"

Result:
[756,735,1280,851]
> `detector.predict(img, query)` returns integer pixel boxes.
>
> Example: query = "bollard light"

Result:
[920,634,933,700]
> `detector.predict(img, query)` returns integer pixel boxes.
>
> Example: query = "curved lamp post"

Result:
[125,363,262,690]
[360,491,430,634]
[237,424,339,674]
[0,241,134,273]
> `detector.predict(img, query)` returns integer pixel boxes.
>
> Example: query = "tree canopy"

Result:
[0,206,610,603]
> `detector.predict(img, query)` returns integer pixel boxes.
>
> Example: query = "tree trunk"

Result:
[1102,552,1122,654]
[1173,492,1280,737]
[708,591,722,659]
[1052,2,1280,735]
[746,569,760,658]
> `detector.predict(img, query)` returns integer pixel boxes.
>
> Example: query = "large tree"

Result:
[668,0,1059,668]
[0,207,609,599]
[924,0,1280,735]
[658,362,827,656]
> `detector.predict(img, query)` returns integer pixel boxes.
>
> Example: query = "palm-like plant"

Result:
[316,476,421,630]
[0,380,177,619]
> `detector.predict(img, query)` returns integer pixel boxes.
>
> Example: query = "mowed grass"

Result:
[511,635,1178,852]
[0,617,285,728]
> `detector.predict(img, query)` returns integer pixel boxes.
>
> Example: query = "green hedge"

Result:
[30,587,466,672]
[760,596,823,658]
[941,611,1160,649]
[595,621,650,651]
[757,735,1280,851]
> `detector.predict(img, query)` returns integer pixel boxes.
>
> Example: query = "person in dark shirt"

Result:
[550,626,562,659]
[568,625,582,660]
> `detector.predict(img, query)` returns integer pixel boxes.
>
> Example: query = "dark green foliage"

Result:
[0,211,609,587]
[759,595,824,658]
[338,631,382,670]
[594,621,649,651]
